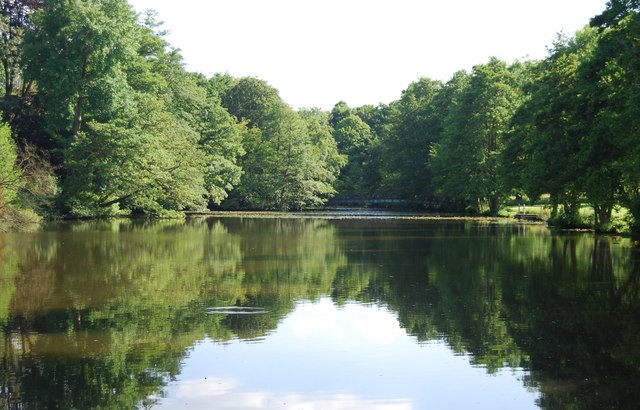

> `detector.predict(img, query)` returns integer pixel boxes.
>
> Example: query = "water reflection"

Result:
[0,217,638,409]
[155,299,536,410]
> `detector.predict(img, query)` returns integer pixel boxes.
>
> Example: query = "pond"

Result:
[1,215,639,409]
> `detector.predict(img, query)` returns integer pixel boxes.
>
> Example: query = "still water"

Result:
[0,215,639,409]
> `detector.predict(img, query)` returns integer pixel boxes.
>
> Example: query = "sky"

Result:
[127,0,610,110]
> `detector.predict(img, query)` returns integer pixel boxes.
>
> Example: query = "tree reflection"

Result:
[0,218,639,409]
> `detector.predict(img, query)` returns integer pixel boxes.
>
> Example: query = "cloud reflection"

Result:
[289,299,405,345]
[152,298,537,409]
[162,380,412,410]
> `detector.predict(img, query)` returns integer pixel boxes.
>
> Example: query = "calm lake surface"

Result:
[1,214,639,409]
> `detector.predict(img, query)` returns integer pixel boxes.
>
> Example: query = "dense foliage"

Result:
[0,0,639,233]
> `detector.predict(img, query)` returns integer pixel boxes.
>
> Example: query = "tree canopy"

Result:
[0,0,638,234]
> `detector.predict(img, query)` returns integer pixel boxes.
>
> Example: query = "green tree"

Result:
[587,11,640,231]
[196,94,245,206]
[431,60,524,215]
[332,112,379,198]
[0,120,18,213]
[0,0,42,98]
[383,78,444,200]
[591,0,640,28]
[222,77,340,210]
[0,118,53,230]
[506,29,599,221]
[126,18,244,207]
[63,97,208,216]
[221,76,280,129]
[299,108,346,185]
[22,0,139,141]
[329,100,351,130]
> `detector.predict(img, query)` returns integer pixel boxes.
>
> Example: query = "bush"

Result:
[547,210,589,229]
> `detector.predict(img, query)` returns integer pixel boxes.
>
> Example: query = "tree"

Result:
[221,77,280,129]
[0,119,18,212]
[63,97,208,216]
[383,78,444,200]
[0,0,43,97]
[591,0,640,28]
[126,18,245,207]
[221,77,340,210]
[329,100,351,129]
[506,29,600,222]
[0,116,55,229]
[0,0,45,148]
[431,60,522,215]
[196,95,245,206]
[586,11,640,231]
[299,108,346,186]
[22,0,139,141]
[332,112,379,198]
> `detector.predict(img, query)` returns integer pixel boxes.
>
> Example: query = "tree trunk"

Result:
[599,206,612,226]
[551,200,559,219]
[3,61,10,96]
[489,195,500,216]
[72,56,89,138]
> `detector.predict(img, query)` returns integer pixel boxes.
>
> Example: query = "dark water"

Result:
[1,216,639,409]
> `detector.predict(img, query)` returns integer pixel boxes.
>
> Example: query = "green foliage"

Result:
[0,0,636,229]
[299,107,346,183]
[332,108,382,199]
[585,12,640,232]
[221,78,341,210]
[196,98,245,204]
[0,119,53,230]
[431,59,522,215]
[63,99,208,217]
[591,0,640,27]
[22,0,139,140]
[329,100,351,129]
[508,30,599,219]
[383,78,444,200]
[0,0,43,97]
[221,77,281,128]
[0,120,18,206]
[504,21,639,233]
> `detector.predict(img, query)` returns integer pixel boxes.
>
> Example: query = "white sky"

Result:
[127,0,609,110]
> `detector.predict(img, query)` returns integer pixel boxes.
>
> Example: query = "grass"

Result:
[499,203,632,234]
[498,204,551,220]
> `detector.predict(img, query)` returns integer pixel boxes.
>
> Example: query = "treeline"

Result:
[1,0,639,233]
[0,0,345,224]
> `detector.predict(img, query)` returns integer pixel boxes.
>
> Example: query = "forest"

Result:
[1,0,639,234]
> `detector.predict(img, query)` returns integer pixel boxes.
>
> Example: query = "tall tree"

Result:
[383,78,444,200]
[586,11,640,230]
[63,97,208,216]
[126,17,245,207]
[0,0,42,97]
[221,77,340,210]
[22,0,139,141]
[332,111,378,199]
[431,59,522,215]
[591,0,640,28]
[507,29,599,221]
[329,100,351,130]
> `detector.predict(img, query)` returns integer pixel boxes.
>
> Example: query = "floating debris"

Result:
[206,307,268,315]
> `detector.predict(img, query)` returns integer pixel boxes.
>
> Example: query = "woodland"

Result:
[1,0,639,234]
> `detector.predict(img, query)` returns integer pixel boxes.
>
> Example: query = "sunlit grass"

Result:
[500,203,631,233]
[498,205,550,220]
